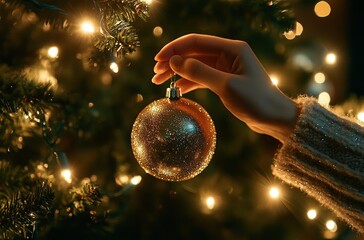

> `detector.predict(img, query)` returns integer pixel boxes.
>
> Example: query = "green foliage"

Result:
[2,0,149,58]
[0,178,54,239]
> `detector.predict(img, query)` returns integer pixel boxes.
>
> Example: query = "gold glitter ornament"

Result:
[131,80,216,181]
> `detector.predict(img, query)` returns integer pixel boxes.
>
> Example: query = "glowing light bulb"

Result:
[318,92,331,106]
[295,21,303,36]
[130,175,142,185]
[141,0,153,4]
[81,21,95,33]
[270,75,279,86]
[153,26,163,37]
[47,46,59,58]
[314,72,326,84]
[61,169,72,183]
[109,62,119,73]
[269,186,280,199]
[283,30,296,40]
[357,112,364,122]
[325,53,337,65]
[205,196,216,210]
[314,1,331,18]
[307,209,317,220]
[326,220,338,232]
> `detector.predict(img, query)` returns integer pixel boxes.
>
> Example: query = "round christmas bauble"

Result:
[131,96,216,181]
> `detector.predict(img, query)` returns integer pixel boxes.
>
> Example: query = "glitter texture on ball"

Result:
[131,97,216,181]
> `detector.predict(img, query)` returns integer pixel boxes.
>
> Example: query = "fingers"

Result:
[176,78,204,94]
[169,55,230,93]
[155,33,238,61]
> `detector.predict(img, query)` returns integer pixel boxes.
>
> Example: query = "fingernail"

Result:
[151,75,157,83]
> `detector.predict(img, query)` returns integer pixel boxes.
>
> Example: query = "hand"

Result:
[152,34,297,143]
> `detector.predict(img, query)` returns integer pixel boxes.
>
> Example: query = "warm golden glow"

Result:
[283,30,296,40]
[314,72,326,84]
[295,21,303,36]
[269,187,280,199]
[130,175,142,185]
[141,0,153,4]
[318,92,331,106]
[205,196,216,210]
[109,62,119,73]
[81,21,95,33]
[47,46,59,58]
[326,220,338,232]
[325,53,337,65]
[61,169,72,183]
[314,1,331,17]
[357,112,364,122]
[307,209,317,220]
[270,75,279,86]
[153,26,163,37]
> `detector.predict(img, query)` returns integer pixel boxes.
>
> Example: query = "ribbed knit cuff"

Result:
[272,96,364,233]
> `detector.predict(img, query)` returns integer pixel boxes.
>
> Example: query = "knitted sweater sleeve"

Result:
[272,96,364,233]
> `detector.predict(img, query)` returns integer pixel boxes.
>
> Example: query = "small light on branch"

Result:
[47,46,59,58]
[109,62,119,73]
[325,53,337,65]
[269,186,280,199]
[314,1,331,18]
[326,219,338,232]
[81,21,95,33]
[130,175,142,185]
[318,92,331,107]
[357,112,364,122]
[205,196,216,210]
[314,72,326,84]
[61,169,72,183]
[307,209,317,220]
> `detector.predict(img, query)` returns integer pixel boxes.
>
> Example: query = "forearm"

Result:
[272,96,364,233]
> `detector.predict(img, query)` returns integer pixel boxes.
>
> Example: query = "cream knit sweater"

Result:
[273,97,364,233]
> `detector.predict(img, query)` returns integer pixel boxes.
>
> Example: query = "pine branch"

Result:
[2,0,150,58]
[0,182,54,239]
[0,66,58,152]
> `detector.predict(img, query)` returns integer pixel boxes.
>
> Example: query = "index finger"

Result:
[155,33,239,61]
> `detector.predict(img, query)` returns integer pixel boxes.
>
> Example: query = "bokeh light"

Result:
[314,1,331,17]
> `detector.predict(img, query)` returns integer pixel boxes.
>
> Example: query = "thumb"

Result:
[169,55,229,93]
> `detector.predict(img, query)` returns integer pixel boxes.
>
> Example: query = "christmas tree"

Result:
[1,0,363,239]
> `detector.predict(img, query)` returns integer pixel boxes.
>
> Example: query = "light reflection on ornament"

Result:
[314,1,331,18]
[269,75,279,86]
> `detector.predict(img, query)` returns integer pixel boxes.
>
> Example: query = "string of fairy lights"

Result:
[14,0,362,238]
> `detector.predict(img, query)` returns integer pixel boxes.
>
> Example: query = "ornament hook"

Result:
[166,73,182,100]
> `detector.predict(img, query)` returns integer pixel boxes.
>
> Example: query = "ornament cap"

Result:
[166,86,182,100]
[166,75,182,100]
